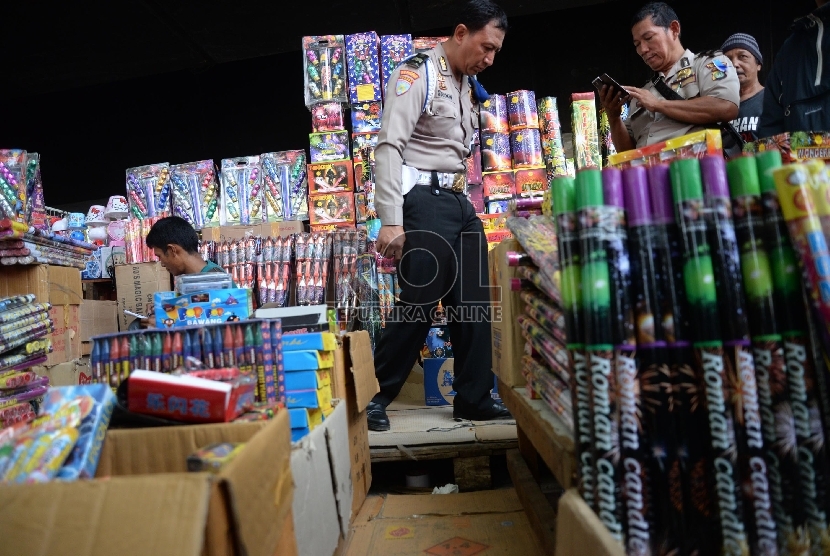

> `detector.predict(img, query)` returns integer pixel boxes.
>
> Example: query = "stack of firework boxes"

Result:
[284,331,337,441]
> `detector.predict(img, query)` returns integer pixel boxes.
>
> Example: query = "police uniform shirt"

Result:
[624,49,740,147]
[374,42,478,226]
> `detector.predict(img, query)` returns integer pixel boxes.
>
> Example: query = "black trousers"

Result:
[371,183,494,408]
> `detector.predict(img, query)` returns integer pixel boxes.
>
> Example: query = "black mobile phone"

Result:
[593,73,628,97]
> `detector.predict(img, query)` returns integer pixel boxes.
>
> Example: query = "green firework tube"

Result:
[650,163,717,556]
[577,167,624,542]
[623,165,682,555]
[671,158,750,556]
[606,166,652,553]
[768,158,830,550]
[554,176,595,511]
[728,154,796,555]
[702,155,777,556]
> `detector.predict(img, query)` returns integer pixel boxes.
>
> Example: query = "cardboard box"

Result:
[46,304,82,365]
[423,357,455,406]
[0,264,83,305]
[115,262,172,331]
[33,359,93,387]
[80,299,118,342]
[489,239,526,387]
[82,245,127,279]
[0,412,294,556]
[556,489,626,556]
[200,221,304,243]
[331,331,379,518]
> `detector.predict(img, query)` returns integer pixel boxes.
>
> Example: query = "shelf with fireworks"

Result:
[533,148,830,556]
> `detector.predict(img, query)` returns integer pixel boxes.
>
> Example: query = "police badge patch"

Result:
[706,58,728,81]
[395,69,420,96]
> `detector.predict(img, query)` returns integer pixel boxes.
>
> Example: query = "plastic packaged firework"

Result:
[260,152,287,222]
[25,152,46,230]
[170,160,219,230]
[380,34,413,99]
[351,133,379,161]
[309,192,355,228]
[294,233,332,306]
[257,235,294,307]
[0,149,27,221]
[345,32,381,104]
[480,94,509,133]
[220,156,263,226]
[506,90,539,130]
[309,130,350,163]
[302,35,347,107]
[308,160,354,194]
[311,102,345,133]
[270,150,309,221]
[332,230,363,329]
[570,93,602,171]
[480,132,512,172]
[509,129,544,169]
[125,163,172,219]
[350,101,383,133]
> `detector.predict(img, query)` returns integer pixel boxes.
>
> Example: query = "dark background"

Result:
[0,0,816,210]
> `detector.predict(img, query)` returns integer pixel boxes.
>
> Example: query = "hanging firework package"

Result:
[771,161,830,551]
[576,168,624,543]
[649,163,717,556]
[622,165,684,555]
[727,154,796,555]
[603,167,652,553]
[670,157,750,556]
[552,176,594,511]
[700,155,777,556]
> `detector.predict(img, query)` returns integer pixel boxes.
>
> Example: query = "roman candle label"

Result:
[553,176,594,509]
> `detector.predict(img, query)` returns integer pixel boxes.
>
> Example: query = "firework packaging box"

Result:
[539,97,569,178]
[126,162,172,219]
[355,193,370,223]
[479,213,508,233]
[154,288,253,328]
[570,93,601,170]
[488,239,527,387]
[307,160,354,194]
[345,31,381,104]
[468,183,485,213]
[311,102,345,133]
[467,135,483,185]
[380,34,413,99]
[303,34,348,107]
[351,101,383,133]
[480,94,509,133]
[513,168,548,197]
[506,90,539,130]
[480,132,512,172]
[309,131,350,163]
[482,171,515,200]
[411,36,448,53]
[510,129,544,169]
[351,132,379,161]
[486,200,510,213]
[747,131,830,163]
[309,192,356,228]
[423,357,455,406]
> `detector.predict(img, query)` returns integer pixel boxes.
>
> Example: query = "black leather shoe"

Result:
[366,402,391,431]
[453,397,512,421]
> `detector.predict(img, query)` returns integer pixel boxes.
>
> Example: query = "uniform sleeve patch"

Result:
[395,69,420,96]
[706,58,729,81]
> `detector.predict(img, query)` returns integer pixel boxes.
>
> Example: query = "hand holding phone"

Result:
[593,73,628,97]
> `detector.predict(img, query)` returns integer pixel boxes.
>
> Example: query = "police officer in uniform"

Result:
[367,0,511,431]
[600,2,739,151]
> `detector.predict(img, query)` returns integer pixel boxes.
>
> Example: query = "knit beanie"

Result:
[721,33,763,65]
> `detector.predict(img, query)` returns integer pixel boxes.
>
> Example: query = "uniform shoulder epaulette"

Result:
[406,53,429,69]
[696,49,723,59]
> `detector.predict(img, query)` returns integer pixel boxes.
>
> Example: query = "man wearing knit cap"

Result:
[722,33,764,142]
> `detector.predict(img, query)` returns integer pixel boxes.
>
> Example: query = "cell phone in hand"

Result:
[593,73,629,98]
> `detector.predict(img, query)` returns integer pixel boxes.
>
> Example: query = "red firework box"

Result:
[482,170,515,199]
[479,213,508,232]
[514,167,548,197]
[748,131,830,163]
[308,191,356,228]
[307,159,354,193]
[310,102,345,133]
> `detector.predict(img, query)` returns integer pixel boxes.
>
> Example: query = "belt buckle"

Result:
[451,172,466,193]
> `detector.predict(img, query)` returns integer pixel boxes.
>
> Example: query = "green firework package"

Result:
[650,163,717,555]
[577,168,624,542]
[758,150,829,551]
[622,165,682,555]
[670,157,750,556]
[728,154,796,554]
[553,176,594,510]
[701,155,776,555]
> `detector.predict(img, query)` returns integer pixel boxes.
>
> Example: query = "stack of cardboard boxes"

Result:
[284,331,337,441]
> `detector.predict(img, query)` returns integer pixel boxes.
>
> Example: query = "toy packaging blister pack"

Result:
[303,35,347,107]
[170,160,220,230]
[309,192,356,228]
[0,149,27,221]
[380,34,413,98]
[220,156,263,225]
[311,102,345,133]
[126,162,172,219]
[350,101,383,133]
[309,130,350,163]
[308,160,354,193]
[345,32,381,104]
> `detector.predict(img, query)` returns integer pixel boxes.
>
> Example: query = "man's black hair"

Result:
[459,0,508,34]
[145,216,199,254]
[631,2,680,30]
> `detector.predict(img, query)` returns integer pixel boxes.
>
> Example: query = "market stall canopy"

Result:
[4,0,614,99]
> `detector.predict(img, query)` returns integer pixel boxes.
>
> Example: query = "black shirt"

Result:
[730,89,764,142]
